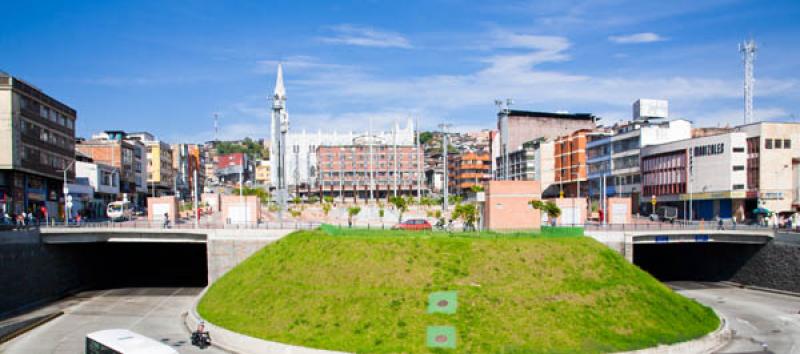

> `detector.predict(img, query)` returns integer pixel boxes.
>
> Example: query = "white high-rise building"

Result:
[267,65,415,188]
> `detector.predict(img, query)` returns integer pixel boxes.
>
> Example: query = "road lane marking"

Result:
[126,287,183,330]
[737,317,758,332]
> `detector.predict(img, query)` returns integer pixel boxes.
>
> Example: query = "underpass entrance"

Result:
[59,242,208,288]
[633,242,764,281]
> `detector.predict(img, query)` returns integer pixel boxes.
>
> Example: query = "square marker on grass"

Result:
[426,326,456,349]
[427,291,457,314]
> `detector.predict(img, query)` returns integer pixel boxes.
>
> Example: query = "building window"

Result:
[765,139,773,149]
[733,184,745,190]
[775,139,783,149]
[733,165,745,171]
[733,147,745,153]
[784,139,791,149]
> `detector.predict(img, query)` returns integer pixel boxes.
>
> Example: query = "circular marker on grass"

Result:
[435,335,448,343]
[437,300,449,307]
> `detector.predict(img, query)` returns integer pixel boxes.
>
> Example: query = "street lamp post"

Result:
[62,160,75,223]
[439,123,452,212]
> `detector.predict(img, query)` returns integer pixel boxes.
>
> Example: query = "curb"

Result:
[614,309,731,354]
[184,287,349,354]
[719,281,800,298]
[0,311,64,344]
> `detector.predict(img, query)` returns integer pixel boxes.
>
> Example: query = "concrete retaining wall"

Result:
[0,231,94,318]
[206,229,292,283]
[732,239,800,293]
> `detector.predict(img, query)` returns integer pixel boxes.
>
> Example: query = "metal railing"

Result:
[583,222,775,232]
[35,219,321,231]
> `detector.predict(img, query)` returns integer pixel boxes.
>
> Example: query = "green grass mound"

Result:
[199,229,718,353]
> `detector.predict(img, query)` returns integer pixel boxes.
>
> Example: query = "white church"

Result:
[268,64,416,188]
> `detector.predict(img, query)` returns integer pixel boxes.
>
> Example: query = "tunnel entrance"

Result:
[58,242,208,288]
[633,242,764,281]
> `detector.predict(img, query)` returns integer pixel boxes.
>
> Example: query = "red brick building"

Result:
[316,144,422,201]
[553,129,591,197]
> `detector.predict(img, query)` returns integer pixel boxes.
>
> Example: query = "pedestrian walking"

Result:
[717,217,724,230]
[162,212,170,229]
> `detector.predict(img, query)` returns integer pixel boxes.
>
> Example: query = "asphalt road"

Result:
[669,281,800,354]
[0,287,227,354]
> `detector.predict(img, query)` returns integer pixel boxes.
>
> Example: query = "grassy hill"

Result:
[198,228,718,353]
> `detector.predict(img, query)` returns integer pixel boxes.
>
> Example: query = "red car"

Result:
[392,219,432,231]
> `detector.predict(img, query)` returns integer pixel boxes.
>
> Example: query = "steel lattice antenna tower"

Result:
[213,113,219,141]
[740,39,757,124]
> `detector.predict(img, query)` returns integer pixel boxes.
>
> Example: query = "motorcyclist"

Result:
[192,320,211,347]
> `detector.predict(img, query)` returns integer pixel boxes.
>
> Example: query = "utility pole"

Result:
[193,167,198,228]
[393,122,398,197]
[339,150,344,202]
[368,118,375,202]
[416,117,422,203]
[688,144,694,222]
[439,123,452,212]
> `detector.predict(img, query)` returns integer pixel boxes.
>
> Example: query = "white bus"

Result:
[107,201,134,221]
[86,329,178,354]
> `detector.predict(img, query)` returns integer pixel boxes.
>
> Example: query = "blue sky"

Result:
[2,0,799,143]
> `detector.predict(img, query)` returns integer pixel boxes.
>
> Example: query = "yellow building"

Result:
[126,132,174,195]
[255,160,270,186]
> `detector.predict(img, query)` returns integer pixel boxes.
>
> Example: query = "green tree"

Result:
[419,131,434,145]
[347,206,361,227]
[323,195,334,204]
[322,203,332,216]
[452,203,479,231]
[470,185,484,193]
[232,187,271,205]
[529,200,562,224]
[448,195,463,206]
[388,196,408,223]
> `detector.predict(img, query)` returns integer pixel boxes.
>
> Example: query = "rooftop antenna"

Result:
[739,39,757,124]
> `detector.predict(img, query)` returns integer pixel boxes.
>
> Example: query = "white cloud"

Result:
[319,24,412,49]
[166,121,269,144]
[239,30,797,135]
[608,32,666,44]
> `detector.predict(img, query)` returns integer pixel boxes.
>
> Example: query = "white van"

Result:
[106,201,134,221]
[86,329,178,354]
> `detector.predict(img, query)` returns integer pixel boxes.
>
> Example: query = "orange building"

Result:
[448,151,492,195]
[553,129,591,197]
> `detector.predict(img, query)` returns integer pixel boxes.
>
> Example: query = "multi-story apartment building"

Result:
[171,143,205,200]
[734,122,800,217]
[641,132,748,220]
[495,109,597,179]
[585,100,691,209]
[255,160,271,186]
[448,151,491,195]
[74,152,119,218]
[126,132,174,197]
[75,131,141,202]
[0,72,77,216]
[216,152,251,185]
[553,129,593,197]
[316,143,422,200]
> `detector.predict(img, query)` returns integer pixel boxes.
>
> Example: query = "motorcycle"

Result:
[191,331,211,348]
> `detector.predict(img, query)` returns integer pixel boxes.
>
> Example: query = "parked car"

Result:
[649,206,678,223]
[392,219,432,231]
